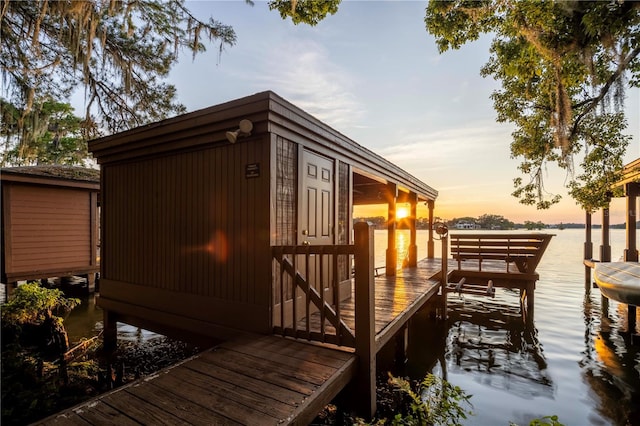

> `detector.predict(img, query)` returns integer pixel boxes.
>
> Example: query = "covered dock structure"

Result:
[584,158,640,337]
[88,91,439,416]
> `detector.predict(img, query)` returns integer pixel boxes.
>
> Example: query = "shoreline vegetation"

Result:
[0,283,202,425]
[355,216,639,231]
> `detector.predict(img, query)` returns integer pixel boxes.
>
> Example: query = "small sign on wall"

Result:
[245,163,260,178]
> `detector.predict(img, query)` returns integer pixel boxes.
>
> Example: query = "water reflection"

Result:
[62,294,164,345]
[581,294,640,425]
[445,297,554,399]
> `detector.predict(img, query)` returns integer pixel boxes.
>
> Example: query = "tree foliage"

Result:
[0,0,236,140]
[1,282,80,329]
[425,0,640,212]
[1,98,94,166]
[269,0,341,26]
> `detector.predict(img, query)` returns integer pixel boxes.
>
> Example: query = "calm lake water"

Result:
[60,228,639,425]
[378,228,640,426]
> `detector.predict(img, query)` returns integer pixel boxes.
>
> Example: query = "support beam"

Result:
[601,206,611,311]
[624,182,639,262]
[624,183,638,337]
[386,183,397,276]
[526,281,535,319]
[427,200,435,259]
[353,222,376,419]
[103,310,118,352]
[600,207,611,263]
[4,282,16,302]
[408,192,418,267]
[584,211,593,294]
[394,326,409,367]
[440,233,448,320]
[629,306,637,335]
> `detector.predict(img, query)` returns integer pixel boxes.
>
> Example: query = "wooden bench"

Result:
[447,233,554,315]
[450,233,554,274]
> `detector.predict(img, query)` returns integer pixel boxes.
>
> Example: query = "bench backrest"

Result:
[450,233,554,273]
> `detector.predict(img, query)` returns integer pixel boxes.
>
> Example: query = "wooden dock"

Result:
[37,259,443,425]
[36,334,357,425]
[35,253,544,425]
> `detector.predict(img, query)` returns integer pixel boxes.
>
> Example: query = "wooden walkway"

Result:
[36,334,357,425]
[37,260,444,425]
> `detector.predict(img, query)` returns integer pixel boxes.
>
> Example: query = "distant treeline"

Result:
[354,216,640,230]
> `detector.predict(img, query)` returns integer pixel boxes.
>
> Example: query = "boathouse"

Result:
[88,91,439,416]
[1,166,100,299]
[89,90,438,341]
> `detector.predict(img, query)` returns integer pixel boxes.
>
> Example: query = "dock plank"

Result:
[238,335,354,364]
[42,412,92,425]
[104,391,192,425]
[74,401,141,425]
[167,366,295,419]
[221,343,340,381]
[149,372,279,425]
[125,378,242,425]
[198,348,322,394]
[184,358,304,406]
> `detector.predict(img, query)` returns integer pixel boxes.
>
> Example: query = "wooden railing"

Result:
[271,244,356,347]
[272,224,376,348]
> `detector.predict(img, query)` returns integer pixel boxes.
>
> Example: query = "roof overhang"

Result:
[615,158,640,189]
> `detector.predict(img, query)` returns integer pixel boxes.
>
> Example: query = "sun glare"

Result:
[396,206,410,220]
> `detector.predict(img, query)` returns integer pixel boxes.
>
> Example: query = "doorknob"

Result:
[302,230,308,235]
[302,241,310,246]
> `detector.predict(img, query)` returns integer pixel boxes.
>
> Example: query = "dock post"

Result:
[440,232,448,320]
[5,282,16,302]
[394,326,409,367]
[427,200,435,258]
[600,207,611,263]
[408,192,418,267]
[624,183,639,262]
[629,307,637,335]
[584,211,593,294]
[386,183,397,276]
[526,281,535,319]
[624,184,639,334]
[103,310,118,352]
[601,206,611,312]
[354,222,376,418]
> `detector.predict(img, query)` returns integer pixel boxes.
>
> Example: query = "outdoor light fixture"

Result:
[226,119,253,143]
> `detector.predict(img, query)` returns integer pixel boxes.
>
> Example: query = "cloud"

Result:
[377,123,512,166]
[254,38,366,129]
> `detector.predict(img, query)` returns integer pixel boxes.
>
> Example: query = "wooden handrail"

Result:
[275,255,355,346]
[272,243,359,346]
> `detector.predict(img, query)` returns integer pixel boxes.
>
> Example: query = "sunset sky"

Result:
[166,1,640,225]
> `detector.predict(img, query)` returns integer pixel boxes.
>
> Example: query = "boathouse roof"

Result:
[1,165,100,189]
[616,158,640,187]
[89,90,438,203]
